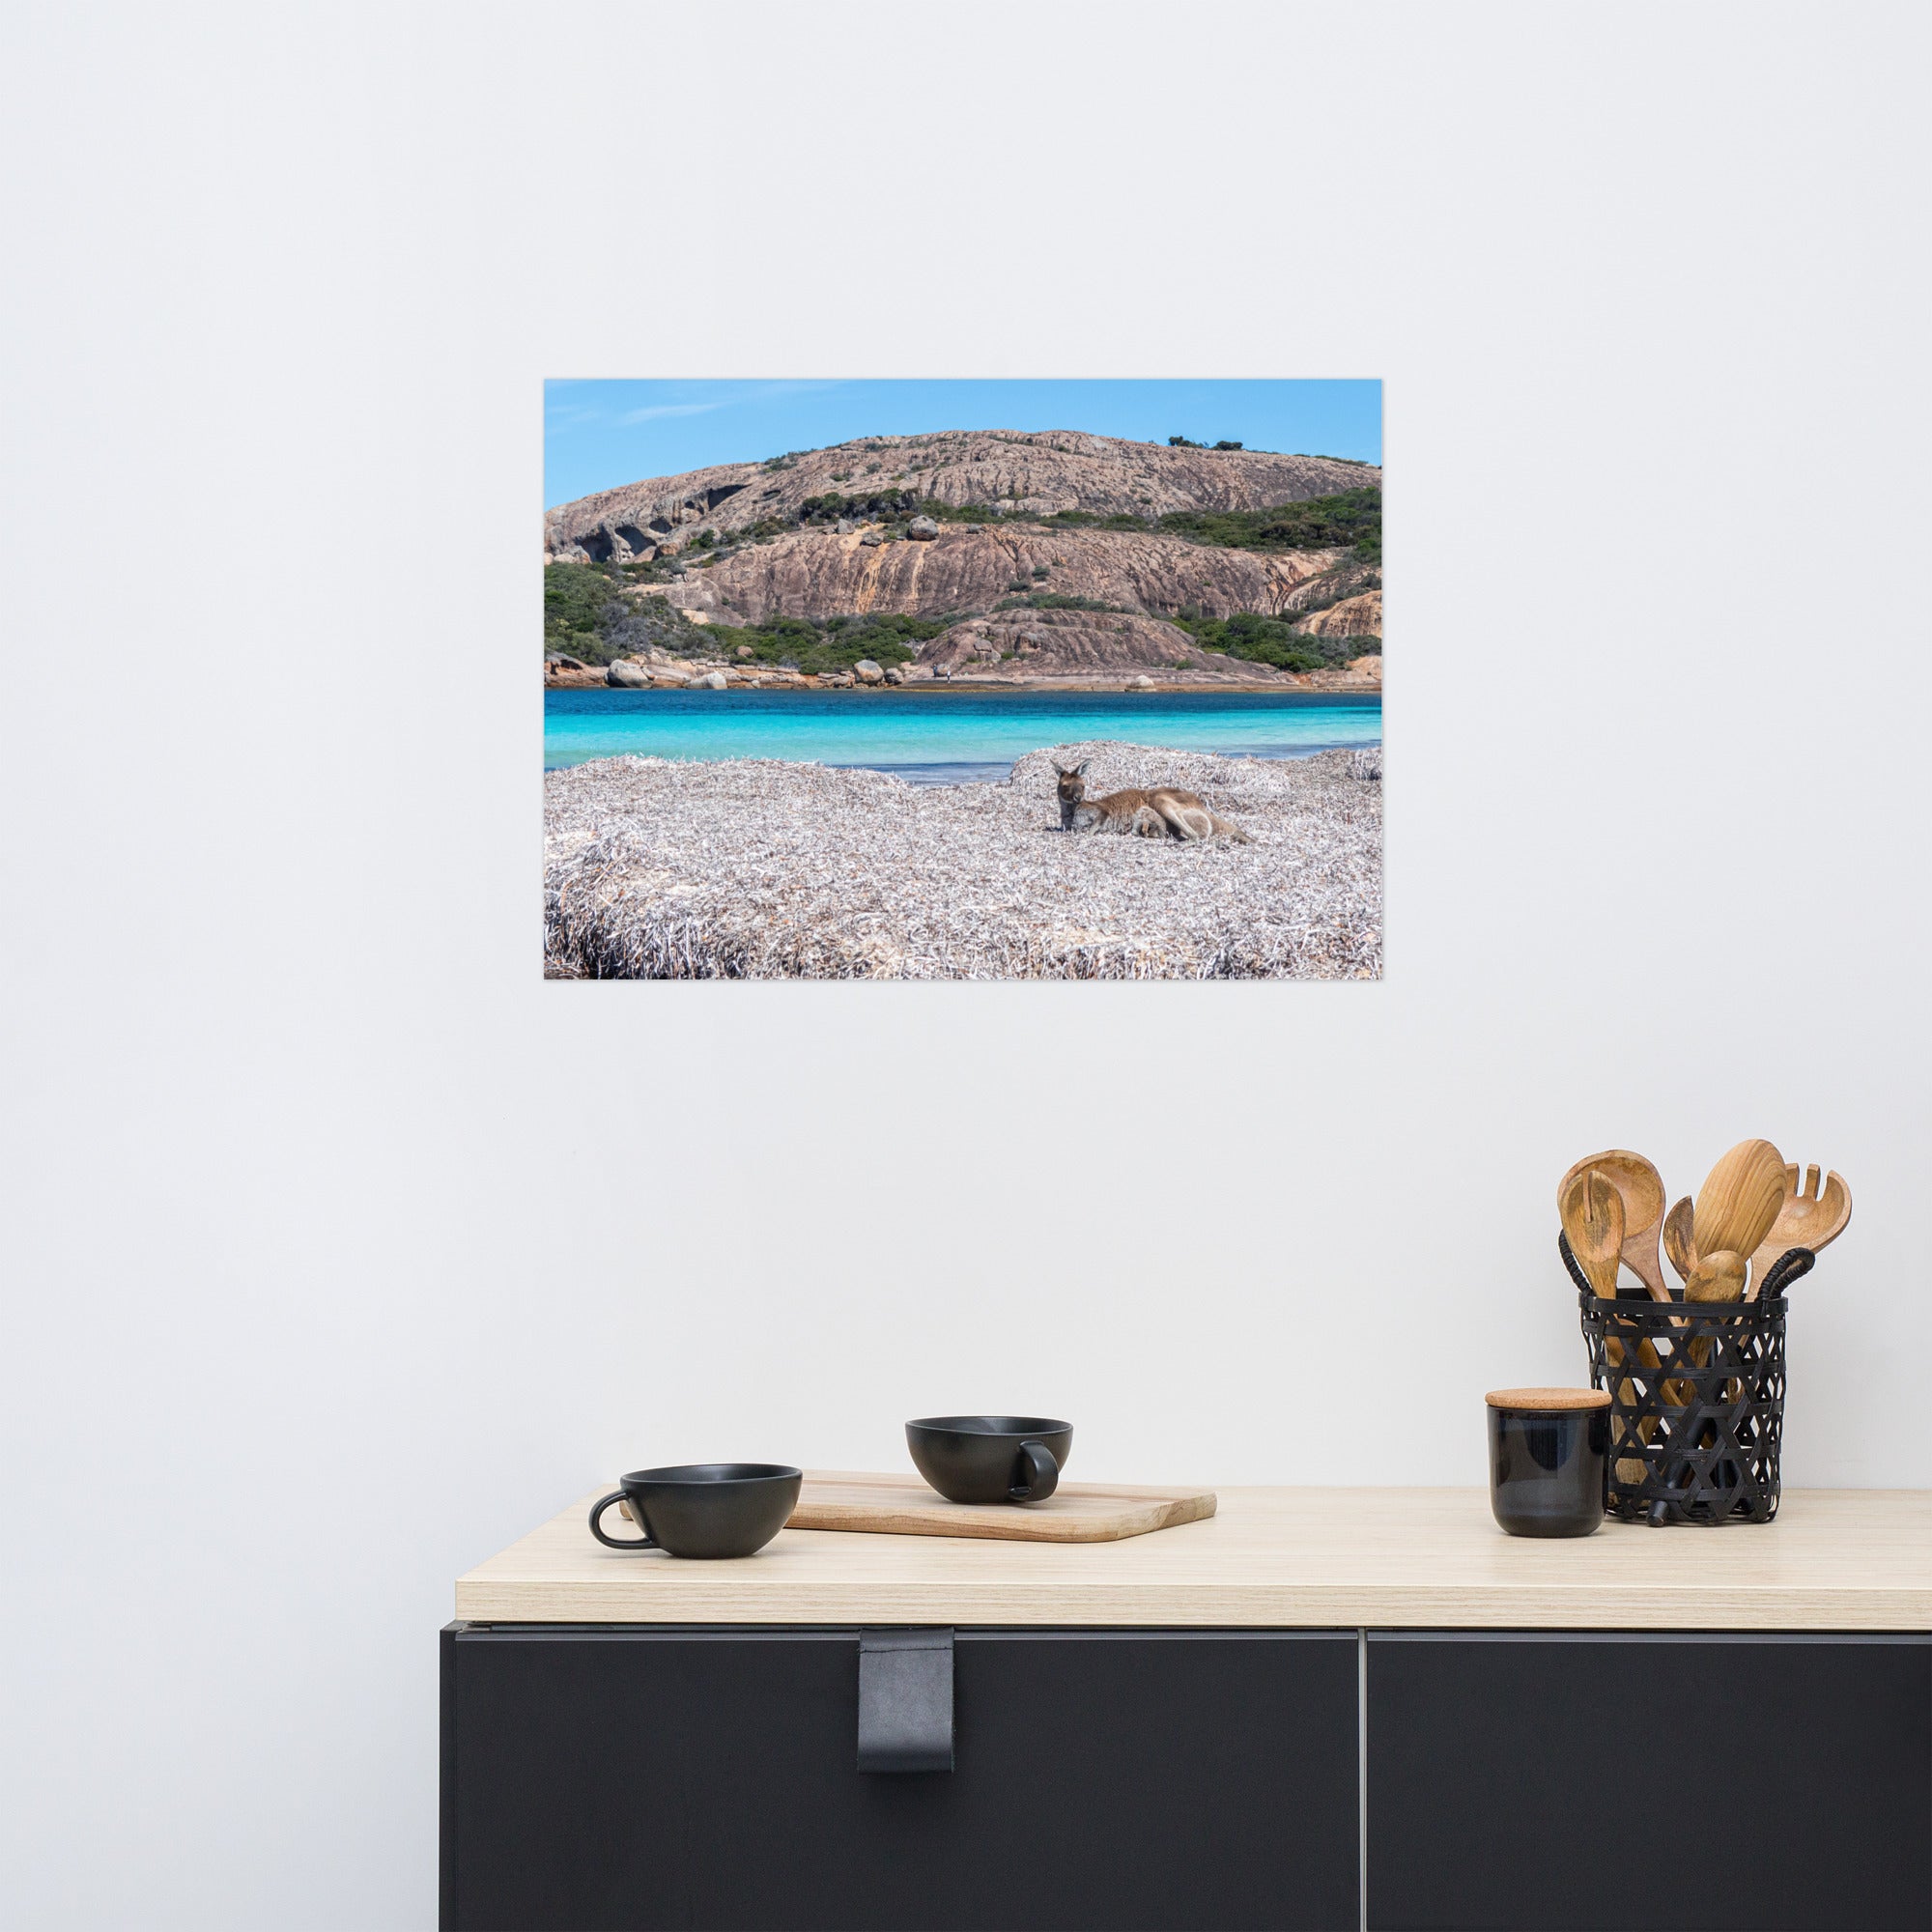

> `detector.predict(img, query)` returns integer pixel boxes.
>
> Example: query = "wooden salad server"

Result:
[1558,1151,1669,1301]
[1559,1168,1625,1297]
[1559,1168,1649,1483]
[1691,1140,1787,1273]
[1747,1165,1852,1298]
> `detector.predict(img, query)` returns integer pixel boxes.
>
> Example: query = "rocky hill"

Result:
[545,429,1379,562]
[644,523,1348,627]
[545,429,1381,682]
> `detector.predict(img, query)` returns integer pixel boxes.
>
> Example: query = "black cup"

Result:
[906,1416,1072,1505]
[588,1463,803,1559]
[1486,1389,1608,1538]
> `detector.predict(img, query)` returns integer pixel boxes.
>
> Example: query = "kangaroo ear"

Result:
[1052,762,1066,776]
[1074,760,1091,776]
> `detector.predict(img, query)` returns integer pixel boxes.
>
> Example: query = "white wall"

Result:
[4,3,1928,1925]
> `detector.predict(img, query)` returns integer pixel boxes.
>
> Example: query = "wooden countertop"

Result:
[454,1483,1932,1631]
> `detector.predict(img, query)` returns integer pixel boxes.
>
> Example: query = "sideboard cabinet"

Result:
[443,1487,1932,1931]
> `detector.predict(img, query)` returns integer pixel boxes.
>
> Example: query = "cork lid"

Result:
[1485,1386,1611,1411]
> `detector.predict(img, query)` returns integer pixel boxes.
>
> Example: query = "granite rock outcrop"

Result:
[916,609,1236,678]
[641,524,1347,626]
[1297,590,1383,639]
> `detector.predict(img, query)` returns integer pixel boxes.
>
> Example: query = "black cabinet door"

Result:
[1366,1632,1932,1931]
[442,1626,1360,1932]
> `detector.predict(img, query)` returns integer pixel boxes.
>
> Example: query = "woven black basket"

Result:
[1564,1234,1812,1525]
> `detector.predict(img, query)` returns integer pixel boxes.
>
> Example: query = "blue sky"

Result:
[544,379,1381,507]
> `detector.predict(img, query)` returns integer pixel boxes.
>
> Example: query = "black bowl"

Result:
[906,1416,1073,1505]
[588,1462,802,1558]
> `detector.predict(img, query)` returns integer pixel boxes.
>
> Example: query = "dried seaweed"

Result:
[544,743,1382,980]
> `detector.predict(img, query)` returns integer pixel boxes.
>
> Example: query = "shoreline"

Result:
[545,676,1381,699]
[545,736,1382,785]
[547,645,1380,701]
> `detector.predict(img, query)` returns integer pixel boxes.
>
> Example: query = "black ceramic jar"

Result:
[1485,1387,1609,1538]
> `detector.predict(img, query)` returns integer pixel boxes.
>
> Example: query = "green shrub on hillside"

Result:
[546,564,732,665]
[707,611,954,675]
[730,517,793,544]
[545,560,617,632]
[1040,509,1147,530]
[1156,488,1381,561]
[545,562,626,661]
[1035,489,1379,560]
[1167,609,1362,673]
[993,591,1123,613]
[797,490,1002,527]
[597,599,719,665]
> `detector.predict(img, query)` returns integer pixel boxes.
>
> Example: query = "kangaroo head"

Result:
[1054,759,1092,803]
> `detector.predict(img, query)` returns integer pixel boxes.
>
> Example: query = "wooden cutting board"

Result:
[785,1470,1217,1544]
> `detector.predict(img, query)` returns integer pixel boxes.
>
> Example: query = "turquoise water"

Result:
[545,690,1381,785]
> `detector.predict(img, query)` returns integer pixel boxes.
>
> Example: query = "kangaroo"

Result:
[1054,761,1253,843]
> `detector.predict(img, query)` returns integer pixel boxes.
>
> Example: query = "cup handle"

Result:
[1009,1440,1060,1503]
[588,1491,656,1550]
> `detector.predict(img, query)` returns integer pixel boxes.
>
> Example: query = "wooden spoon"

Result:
[1662,1197,1698,1285]
[1559,1168,1624,1297]
[1747,1165,1852,1298]
[1683,1249,1747,1304]
[1691,1139,1787,1269]
[1557,1151,1669,1301]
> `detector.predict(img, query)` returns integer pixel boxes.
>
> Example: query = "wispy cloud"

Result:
[745,379,846,400]
[617,401,726,425]
[547,378,851,437]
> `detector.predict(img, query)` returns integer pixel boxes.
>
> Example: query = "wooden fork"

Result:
[1748,1165,1852,1298]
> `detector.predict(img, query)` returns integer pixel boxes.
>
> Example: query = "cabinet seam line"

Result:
[1358,1626,1368,1932]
